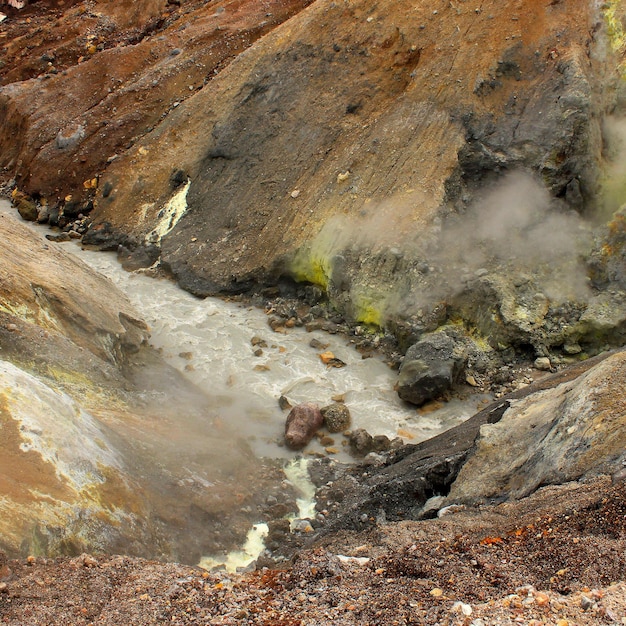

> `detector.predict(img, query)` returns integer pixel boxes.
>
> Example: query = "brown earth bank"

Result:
[1,476,626,625]
[0,208,302,564]
[0,0,314,201]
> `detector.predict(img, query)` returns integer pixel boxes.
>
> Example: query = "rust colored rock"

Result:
[284,403,323,450]
[0,0,314,204]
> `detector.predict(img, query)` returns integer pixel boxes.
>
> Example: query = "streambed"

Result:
[1,201,488,567]
[74,244,482,460]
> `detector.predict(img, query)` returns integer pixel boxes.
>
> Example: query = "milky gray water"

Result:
[73,245,486,459]
[0,196,484,459]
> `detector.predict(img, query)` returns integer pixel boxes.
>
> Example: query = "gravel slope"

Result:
[2,476,625,625]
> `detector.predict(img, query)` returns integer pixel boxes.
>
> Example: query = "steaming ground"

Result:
[302,170,594,323]
[600,115,626,220]
[434,171,593,301]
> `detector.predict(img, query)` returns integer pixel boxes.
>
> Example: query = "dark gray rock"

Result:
[117,244,161,271]
[348,429,374,457]
[14,193,38,221]
[397,332,466,406]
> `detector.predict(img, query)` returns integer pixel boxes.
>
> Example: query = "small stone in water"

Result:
[278,396,292,411]
[321,403,351,433]
[309,338,329,350]
[319,351,336,364]
[284,403,323,449]
[319,351,346,368]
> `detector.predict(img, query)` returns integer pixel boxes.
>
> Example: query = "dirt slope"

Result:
[83,0,614,300]
[1,477,625,625]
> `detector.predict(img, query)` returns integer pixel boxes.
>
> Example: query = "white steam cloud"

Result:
[436,171,592,301]
[304,171,594,318]
[600,115,626,219]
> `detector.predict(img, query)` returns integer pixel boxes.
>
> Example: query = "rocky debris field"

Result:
[1,477,626,625]
[2,0,626,623]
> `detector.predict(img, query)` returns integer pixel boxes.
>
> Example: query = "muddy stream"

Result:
[1,202,488,569]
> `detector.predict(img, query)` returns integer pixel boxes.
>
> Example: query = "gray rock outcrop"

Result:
[445,350,626,504]
[397,333,466,406]
[3,0,626,361]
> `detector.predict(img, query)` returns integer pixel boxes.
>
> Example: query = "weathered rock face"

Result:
[79,0,615,302]
[0,361,140,557]
[0,209,148,364]
[397,332,466,406]
[446,349,626,504]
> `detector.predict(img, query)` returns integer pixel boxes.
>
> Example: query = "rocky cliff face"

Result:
[2,0,626,364]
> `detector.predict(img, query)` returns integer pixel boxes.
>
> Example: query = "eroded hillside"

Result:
[3,0,626,365]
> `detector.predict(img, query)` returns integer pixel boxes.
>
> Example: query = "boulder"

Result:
[321,403,351,433]
[397,333,466,406]
[284,403,323,450]
[11,190,37,221]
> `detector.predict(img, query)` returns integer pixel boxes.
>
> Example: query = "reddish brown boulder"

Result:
[284,403,323,450]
